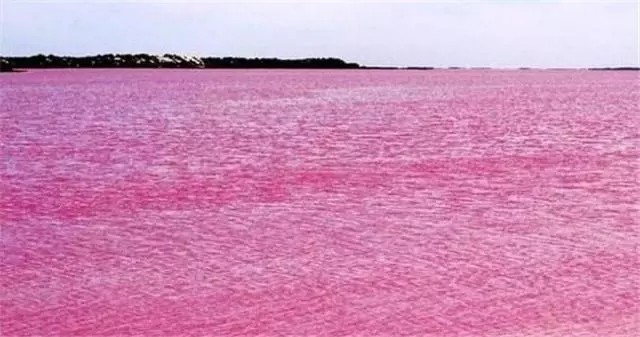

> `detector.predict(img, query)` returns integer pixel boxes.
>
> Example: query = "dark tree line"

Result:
[1,58,14,72]
[5,54,635,72]
[201,57,359,69]
[1,54,361,69]
[4,54,203,68]
[587,67,639,71]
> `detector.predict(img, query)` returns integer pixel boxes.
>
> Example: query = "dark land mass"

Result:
[587,67,640,71]
[2,54,637,72]
[202,57,359,69]
[361,66,435,70]
[361,66,399,70]
[1,58,14,72]
[1,54,360,70]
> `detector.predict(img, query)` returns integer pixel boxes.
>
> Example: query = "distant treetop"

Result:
[2,54,361,69]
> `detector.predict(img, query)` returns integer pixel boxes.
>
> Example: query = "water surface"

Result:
[1,69,638,336]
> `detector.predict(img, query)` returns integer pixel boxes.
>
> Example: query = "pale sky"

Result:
[1,0,638,67]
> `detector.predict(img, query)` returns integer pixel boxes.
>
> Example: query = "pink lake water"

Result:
[1,69,639,336]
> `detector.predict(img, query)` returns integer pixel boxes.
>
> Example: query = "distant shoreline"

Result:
[1,54,638,72]
[1,54,360,70]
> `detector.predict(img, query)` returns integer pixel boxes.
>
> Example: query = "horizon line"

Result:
[2,53,638,70]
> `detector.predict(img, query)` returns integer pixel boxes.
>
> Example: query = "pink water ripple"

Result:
[1,69,639,336]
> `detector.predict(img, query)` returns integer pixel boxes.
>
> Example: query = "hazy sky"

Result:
[1,0,638,67]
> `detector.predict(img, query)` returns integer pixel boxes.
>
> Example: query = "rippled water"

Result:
[1,69,639,336]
